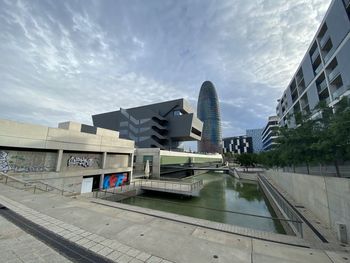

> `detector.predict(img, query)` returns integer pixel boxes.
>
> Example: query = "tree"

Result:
[256,97,350,177]
[235,153,257,171]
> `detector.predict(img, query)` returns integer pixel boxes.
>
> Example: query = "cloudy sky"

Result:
[0,0,331,139]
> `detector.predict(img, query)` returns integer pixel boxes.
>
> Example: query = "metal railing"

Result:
[319,33,330,48]
[328,66,340,83]
[311,48,320,62]
[332,85,347,100]
[258,174,303,237]
[314,63,323,75]
[0,172,77,196]
[317,80,328,93]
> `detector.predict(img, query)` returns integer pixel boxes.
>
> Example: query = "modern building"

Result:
[262,116,279,151]
[222,136,253,154]
[276,0,350,127]
[197,81,222,153]
[134,148,222,179]
[92,99,203,151]
[0,119,134,194]
[246,128,264,153]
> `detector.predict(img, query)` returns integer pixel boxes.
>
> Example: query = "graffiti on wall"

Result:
[103,173,128,189]
[0,150,54,173]
[0,151,9,173]
[67,156,96,168]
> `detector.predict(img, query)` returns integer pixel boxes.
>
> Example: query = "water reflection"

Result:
[121,172,285,234]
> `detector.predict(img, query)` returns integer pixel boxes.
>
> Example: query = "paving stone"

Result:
[75,238,91,246]
[83,240,97,249]
[107,251,122,261]
[90,243,104,253]
[146,256,163,263]
[108,240,123,250]
[130,258,144,263]
[116,244,131,253]
[126,248,142,257]
[136,252,152,261]
[98,247,114,256]
[68,235,83,242]
[117,254,133,263]
[81,231,93,237]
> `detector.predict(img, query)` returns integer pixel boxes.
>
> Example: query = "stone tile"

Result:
[117,254,133,263]
[90,243,104,253]
[116,244,131,253]
[107,251,122,261]
[81,231,93,237]
[75,237,90,246]
[146,256,163,263]
[136,252,152,261]
[68,235,83,242]
[130,258,143,263]
[98,247,113,257]
[108,240,123,250]
[94,235,106,243]
[126,248,142,257]
[82,240,97,249]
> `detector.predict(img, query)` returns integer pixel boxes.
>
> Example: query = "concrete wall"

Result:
[265,170,350,242]
[0,119,135,193]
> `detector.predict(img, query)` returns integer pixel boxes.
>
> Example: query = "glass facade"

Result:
[197,81,222,153]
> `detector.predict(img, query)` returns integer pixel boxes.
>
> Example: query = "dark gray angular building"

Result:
[276,0,350,127]
[223,136,253,154]
[92,99,203,150]
[197,81,222,153]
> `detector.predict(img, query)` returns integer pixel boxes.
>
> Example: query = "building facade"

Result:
[276,0,350,127]
[134,148,222,179]
[222,136,253,154]
[262,116,279,151]
[0,120,134,194]
[197,81,222,153]
[246,128,264,153]
[92,99,203,150]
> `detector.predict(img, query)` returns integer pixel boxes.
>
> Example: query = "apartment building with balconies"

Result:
[276,0,350,127]
[262,116,279,151]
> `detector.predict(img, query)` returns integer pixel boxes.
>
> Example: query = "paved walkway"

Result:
[0,214,72,263]
[0,184,349,263]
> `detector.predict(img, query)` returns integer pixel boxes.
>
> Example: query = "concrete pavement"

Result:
[0,183,349,263]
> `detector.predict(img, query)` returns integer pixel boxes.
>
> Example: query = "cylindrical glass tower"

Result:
[197,81,222,153]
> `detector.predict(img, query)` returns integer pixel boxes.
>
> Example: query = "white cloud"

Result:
[0,0,332,137]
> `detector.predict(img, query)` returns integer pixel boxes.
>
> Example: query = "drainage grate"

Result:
[0,205,113,263]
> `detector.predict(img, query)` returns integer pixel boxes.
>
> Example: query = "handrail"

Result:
[258,174,303,238]
[0,172,77,196]
[27,180,78,196]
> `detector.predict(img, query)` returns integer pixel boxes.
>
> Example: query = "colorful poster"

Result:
[103,173,128,189]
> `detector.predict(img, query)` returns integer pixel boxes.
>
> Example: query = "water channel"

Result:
[121,172,285,234]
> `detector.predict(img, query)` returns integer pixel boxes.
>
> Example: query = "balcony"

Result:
[296,75,304,85]
[311,48,320,62]
[323,49,334,63]
[332,85,347,100]
[344,0,350,8]
[314,64,323,75]
[328,66,340,83]
[317,80,328,93]
[319,33,330,48]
